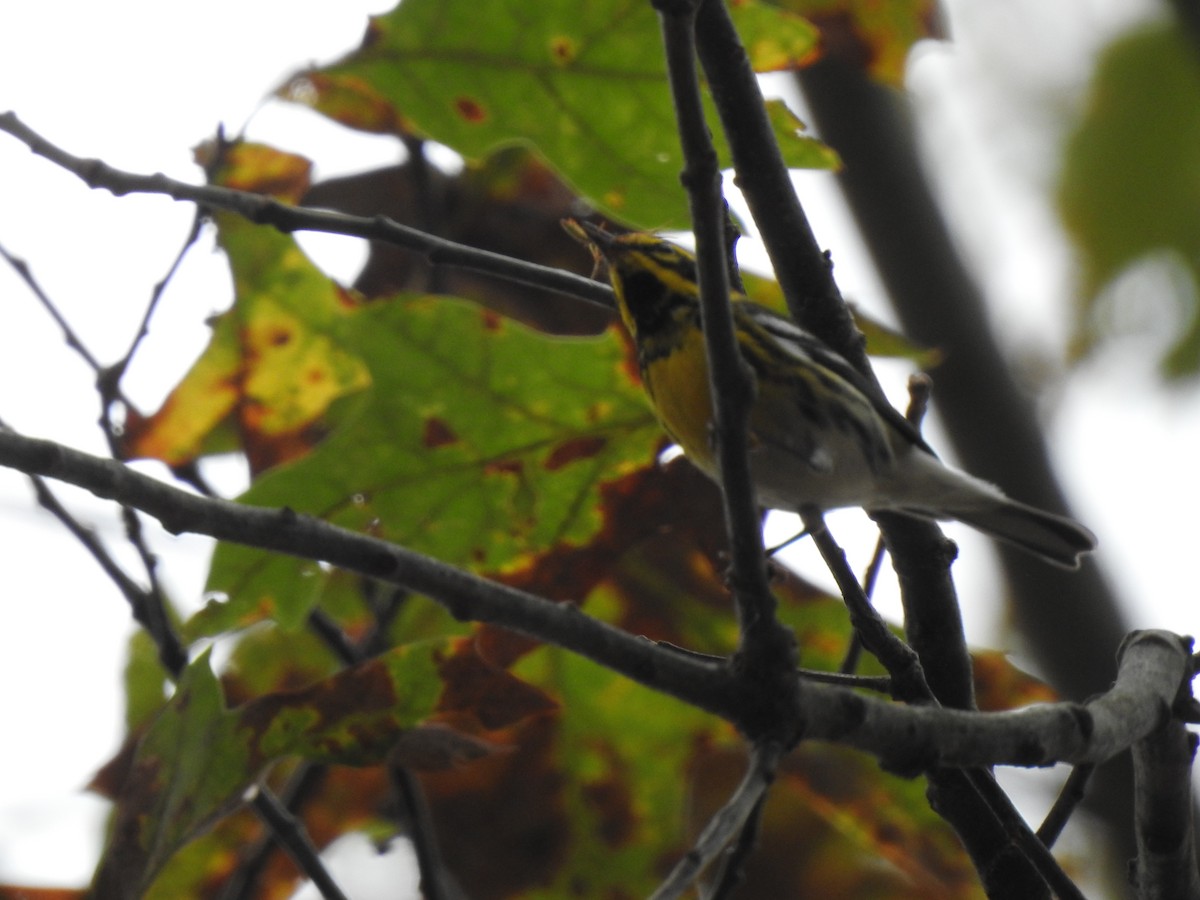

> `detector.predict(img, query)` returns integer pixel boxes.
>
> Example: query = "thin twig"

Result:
[1036,764,1094,848]
[107,210,206,394]
[216,765,331,900]
[0,112,614,311]
[692,1,860,372]
[0,240,108,373]
[2,421,189,675]
[798,668,890,693]
[248,787,351,900]
[839,540,887,675]
[307,608,362,667]
[800,510,930,702]
[697,0,976,729]
[222,588,411,900]
[798,512,1085,896]
[649,744,782,900]
[703,790,768,900]
[0,240,194,670]
[964,769,1086,900]
[390,764,451,900]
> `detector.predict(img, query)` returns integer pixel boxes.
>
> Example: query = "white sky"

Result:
[0,0,1192,894]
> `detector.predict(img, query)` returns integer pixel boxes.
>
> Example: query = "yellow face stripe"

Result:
[564,220,900,473]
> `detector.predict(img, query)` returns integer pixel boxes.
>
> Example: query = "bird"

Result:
[565,219,1096,569]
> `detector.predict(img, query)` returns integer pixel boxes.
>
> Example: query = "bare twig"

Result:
[800,510,930,702]
[2,231,351,897]
[390,764,451,900]
[247,786,350,900]
[702,790,768,900]
[22,467,188,674]
[1036,764,1095,848]
[649,744,781,900]
[107,210,206,395]
[797,668,890,692]
[796,512,1082,897]
[216,766,330,900]
[0,240,193,667]
[839,540,888,675]
[964,769,1085,900]
[692,1,855,357]
[0,240,108,374]
[0,112,613,311]
[693,0,974,731]
[0,410,189,676]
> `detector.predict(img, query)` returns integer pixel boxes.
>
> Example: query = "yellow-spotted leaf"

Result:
[120,144,370,472]
[278,0,829,229]
[193,292,659,634]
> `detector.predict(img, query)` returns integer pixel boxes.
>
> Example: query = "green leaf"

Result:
[146,142,659,638]
[123,630,171,733]
[518,647,725,897]
[1058,23,1200,378]
[194,293,658,634]
[279,0,829,229]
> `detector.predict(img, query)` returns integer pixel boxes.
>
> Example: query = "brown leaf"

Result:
[301,148,614,336]
[420,716,569,899]
[390,723,501,771]
[436,639,559,729]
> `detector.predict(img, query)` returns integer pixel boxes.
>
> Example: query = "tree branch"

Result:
[0,111,613,311]
[0,429,1190,776]
[1130,651,1200,900]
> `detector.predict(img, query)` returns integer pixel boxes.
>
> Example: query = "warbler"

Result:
[565,219,1096,569]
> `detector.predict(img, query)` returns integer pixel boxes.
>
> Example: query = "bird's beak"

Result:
[562,218,617,254]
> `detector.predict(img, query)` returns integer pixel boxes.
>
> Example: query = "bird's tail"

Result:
[944,497,1096,569]
[881,453,1097,569]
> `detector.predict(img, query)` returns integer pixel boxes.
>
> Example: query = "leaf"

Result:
[191,292,659,634]
[304,146,615,335]
[740,271,937,366]
[94,642,547,897]
[780,0,942,85]
[853,304,942,367]
[120,144,371,472]
[972,650,1057,712]
[128,141,658,637]
[418,715,572,897]
[1058,23,1200,379]
[278,0,829,229]
[123,629,171,733]
[141,767,392,900]
[766,98,843,171]
[688,744,983,898]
